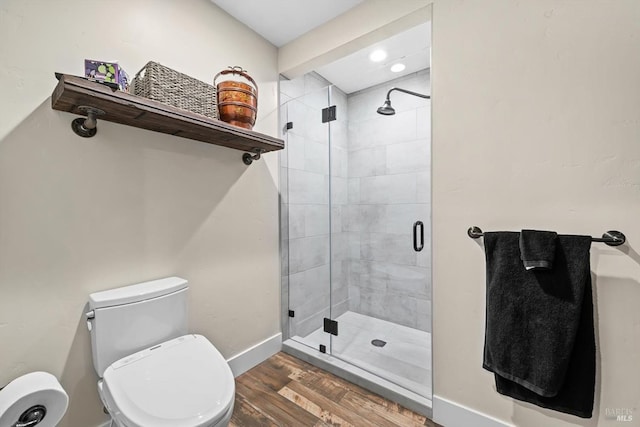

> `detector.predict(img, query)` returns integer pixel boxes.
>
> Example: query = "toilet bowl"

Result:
[99,335,234,427]
[87,277,235,427]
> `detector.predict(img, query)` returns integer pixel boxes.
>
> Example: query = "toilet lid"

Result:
[102,334,235,427]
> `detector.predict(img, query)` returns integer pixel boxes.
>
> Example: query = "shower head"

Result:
[376,87,430,116]
[376,99,396,115]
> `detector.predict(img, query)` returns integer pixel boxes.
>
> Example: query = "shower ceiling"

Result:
[315,22,431,94]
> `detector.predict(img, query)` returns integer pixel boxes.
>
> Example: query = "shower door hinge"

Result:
[283,122,293,135]
[321,106,337,123]
[288,310,295,317]
[319,344,327,353]
[323,318,338,336]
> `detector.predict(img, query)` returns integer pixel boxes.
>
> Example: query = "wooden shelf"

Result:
[51,74,284,154]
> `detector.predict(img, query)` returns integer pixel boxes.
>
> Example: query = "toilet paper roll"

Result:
[0,372,68,427]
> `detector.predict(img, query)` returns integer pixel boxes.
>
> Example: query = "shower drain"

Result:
[371,339,387,347]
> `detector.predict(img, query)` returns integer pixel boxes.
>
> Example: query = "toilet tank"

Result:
[87,277,189,377]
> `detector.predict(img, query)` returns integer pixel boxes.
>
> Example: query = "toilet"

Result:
[86,277,235,427]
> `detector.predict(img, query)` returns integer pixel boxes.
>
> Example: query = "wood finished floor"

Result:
[230,352,442,427]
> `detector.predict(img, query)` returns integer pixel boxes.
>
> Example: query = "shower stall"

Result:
[279,70,431,414]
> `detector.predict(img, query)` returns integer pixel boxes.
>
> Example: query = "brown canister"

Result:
[214,66,258,130]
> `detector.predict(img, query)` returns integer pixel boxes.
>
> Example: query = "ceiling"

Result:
[211,0,364,47]
[211,0,430,94]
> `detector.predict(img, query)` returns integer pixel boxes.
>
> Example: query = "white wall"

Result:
[0,1,279,426]
[432,1,640,426]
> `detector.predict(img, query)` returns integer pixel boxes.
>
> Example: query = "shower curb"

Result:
[283,339,433,418]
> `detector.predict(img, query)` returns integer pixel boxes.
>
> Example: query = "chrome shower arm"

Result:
[383,87,430,102]
[377,87,430,115]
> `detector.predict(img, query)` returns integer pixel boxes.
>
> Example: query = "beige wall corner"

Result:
[432,1,640,426]
[0,1,279,426]
[278,0,432,78]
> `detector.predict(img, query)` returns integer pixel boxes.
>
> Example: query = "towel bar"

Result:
[467,226,626,247]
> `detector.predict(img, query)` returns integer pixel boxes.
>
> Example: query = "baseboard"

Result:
[226,332,282,377]
[433,395,513,427]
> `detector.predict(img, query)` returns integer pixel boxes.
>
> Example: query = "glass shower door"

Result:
[282,82,332,353]
[281,74,432,401]
[328,82,432,399]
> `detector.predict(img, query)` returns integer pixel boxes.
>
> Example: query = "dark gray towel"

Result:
[519,229,557,270]
[483,232,595,418]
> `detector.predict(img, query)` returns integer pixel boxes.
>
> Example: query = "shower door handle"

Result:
[413,221,424,252]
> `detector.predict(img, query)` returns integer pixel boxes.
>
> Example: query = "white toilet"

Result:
[86,277,235,427]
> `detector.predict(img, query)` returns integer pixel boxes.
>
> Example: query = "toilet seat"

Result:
[100,334,235,427]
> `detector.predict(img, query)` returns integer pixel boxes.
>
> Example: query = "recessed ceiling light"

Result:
[369,49,387,62]
[390,63,406,73]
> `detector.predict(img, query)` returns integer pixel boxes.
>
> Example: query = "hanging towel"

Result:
[519,229,557,270]
[483,232,595,418]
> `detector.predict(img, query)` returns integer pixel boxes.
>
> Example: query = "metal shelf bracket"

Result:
[71,106,105,138]
[243,148,265,165]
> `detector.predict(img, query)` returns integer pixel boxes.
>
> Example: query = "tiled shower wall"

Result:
[346,70,431,332]
[280,73,349,338]
[281,70,431,337]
